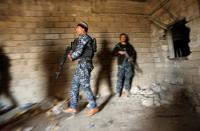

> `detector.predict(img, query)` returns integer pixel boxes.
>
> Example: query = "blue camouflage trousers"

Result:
[69,61,97,109]
[116,62,134,94]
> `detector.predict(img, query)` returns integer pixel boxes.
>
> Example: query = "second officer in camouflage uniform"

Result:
[113,33,137,97]
[63,22,99,116]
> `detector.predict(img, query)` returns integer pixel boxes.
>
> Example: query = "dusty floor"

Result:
[2,94,200,131]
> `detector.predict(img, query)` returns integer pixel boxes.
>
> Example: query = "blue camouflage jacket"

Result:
[71,34,93,61]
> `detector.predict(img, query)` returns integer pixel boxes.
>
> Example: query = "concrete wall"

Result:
[149,0,200,105]
[1,0,199,106]
[0,0,153,104]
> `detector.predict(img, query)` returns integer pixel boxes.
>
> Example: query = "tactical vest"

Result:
[72,35,96,61]
[81,35,96,60]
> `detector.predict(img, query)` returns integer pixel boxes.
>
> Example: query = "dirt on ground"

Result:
[2,94,200,131]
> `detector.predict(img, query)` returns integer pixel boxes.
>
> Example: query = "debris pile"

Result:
[131,83,179,107]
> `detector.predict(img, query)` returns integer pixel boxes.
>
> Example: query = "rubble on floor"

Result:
[0,103,38,126]
[3,93,200,131]
[0,97,66,128]
[1,83,200,131]
[131,82,200,108]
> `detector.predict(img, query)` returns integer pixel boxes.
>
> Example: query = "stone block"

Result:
[45,34,59,39]
[30,34,44,40]
[35,28,51,33]
[60,34,75,39]
[12,35,29,40]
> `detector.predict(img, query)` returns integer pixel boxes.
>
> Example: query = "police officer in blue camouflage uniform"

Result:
[113,33,137,97]
[63,22,99,116]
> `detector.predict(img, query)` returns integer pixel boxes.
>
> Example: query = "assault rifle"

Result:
[116,45,135,65]
[55,40,77,79]
[55,46,71,80]
[55,37,96,79]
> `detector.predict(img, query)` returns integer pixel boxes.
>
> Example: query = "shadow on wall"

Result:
[134,51,143,75]
[93,37,115,111]
[94,39,114,97]
[127,39,142,86]
[39,5,72,101]
[0,46,18,114]
[42,42,70,101]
